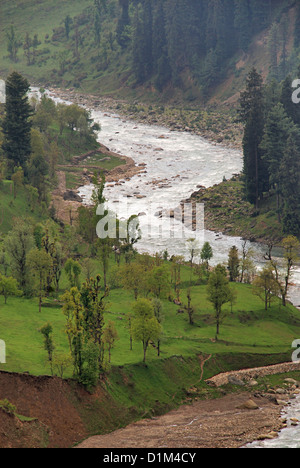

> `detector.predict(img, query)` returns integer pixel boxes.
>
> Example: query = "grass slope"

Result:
[0,258,299,377]
[0,180,48,234]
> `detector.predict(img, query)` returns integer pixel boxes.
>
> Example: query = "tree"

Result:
[4,219,34,293]
[80,275,109,369]
[1,72,32,171]
[152,298,164,356]
[64,15,73,39]
[6,25,22,62]
[132,298,161,363]
[39,323,55,375]
[252,266,279,311]
[52,352,72,378]
[11,167,24,199]
[207,264,231,339]
[94,10,101,51]
[234,0,251,52]
[281,236,300,306]
[260,103,293,222]
[27,152,49,202]
[280,128,300,237]
[200,242,213,270]
[267,22,279,81]
[152,0,171,91]
[186,238,200,269]
[103,321,119,363]
[0,275,21,304]
[23,32,33,65]
[118,261,147,300]
[96,237,113,289]
[239,241,256,284]
[27,248,53,313]
[64,258,82,289]
[116,0,130,48]
[146,264,169,299]
[264,237,300,307]
[170,255,184,302]
[238,68,267,208]
[61,287,85,378]
[184,288,195,326]
[228,246,240,282]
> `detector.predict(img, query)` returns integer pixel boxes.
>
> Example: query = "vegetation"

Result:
[0,0,299,103]
[0,0,299,446]
[238,68,300,238]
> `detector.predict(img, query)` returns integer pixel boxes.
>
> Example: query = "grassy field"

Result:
[0,256,299,378]
[0,180,48,234]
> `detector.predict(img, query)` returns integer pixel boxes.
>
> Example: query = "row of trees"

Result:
[1,200,298,382]
[239,67,300,237]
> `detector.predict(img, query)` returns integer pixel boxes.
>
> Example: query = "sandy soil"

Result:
[75,392,284,449]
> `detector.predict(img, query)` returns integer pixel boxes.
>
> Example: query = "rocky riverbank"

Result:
[51,142,144,224]
[76,365,300,449]
[181,174,283,245]
[41,85,243,150]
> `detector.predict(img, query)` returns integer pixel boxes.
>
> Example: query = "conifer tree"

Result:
[238,68,267,208]
[260,103,293,221]
[280,128,300,237]
[234,0,251,52]
[116,0,130,48]
[1,72,32,172]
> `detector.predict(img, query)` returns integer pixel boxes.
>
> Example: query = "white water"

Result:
[246,394,300,448]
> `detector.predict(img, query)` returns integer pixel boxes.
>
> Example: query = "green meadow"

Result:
[0,257,299,378]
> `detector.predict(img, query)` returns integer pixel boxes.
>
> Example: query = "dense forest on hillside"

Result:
[2,0,300,99]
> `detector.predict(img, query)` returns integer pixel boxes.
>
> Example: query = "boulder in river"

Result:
[63,190,82,202]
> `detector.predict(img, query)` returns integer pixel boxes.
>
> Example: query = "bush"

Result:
[0,399,16,415]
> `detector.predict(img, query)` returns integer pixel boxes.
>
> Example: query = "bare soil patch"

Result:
[76,392,283,449]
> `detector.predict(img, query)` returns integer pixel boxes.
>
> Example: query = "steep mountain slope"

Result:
[0,0,298,106]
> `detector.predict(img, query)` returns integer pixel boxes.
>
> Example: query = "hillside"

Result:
[0,0,299,107]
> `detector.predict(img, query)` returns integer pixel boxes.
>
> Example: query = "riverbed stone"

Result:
[237,399,259,410]
[228,375,245,386]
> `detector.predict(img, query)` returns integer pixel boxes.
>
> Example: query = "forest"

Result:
[3,0,300,98]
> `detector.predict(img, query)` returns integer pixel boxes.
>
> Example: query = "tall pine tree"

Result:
[2,72,32,173]
[280,127,300,237]
[238,68,268,208]
[260,103,293,221]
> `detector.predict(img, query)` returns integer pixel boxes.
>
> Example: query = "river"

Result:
[30,86,300,448]
[30,87,300,307]
[80,101,300,308]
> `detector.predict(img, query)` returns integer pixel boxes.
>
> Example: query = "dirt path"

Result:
[75,392,284,449]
